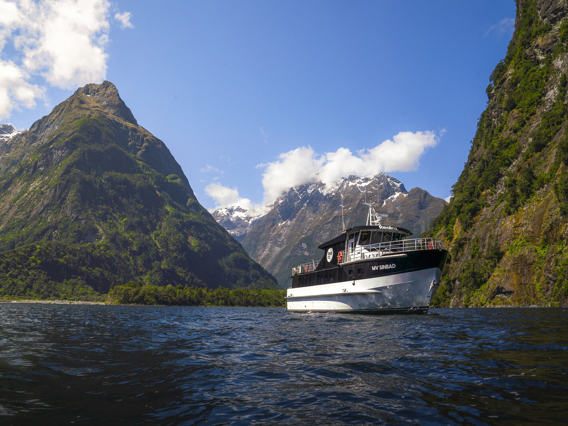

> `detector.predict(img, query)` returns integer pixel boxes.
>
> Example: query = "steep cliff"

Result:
[0,81,276,299]
[431,0,568,307]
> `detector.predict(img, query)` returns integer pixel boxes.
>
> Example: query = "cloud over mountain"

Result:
[0,0,132,119]
[208,130,438,211]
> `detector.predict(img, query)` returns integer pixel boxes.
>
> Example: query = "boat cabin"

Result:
[315,225,411,270]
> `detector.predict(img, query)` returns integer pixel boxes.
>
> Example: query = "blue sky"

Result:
[1,0,515,212]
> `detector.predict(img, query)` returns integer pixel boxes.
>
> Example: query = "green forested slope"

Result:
[431,0,568,307]
[0,81,276,300]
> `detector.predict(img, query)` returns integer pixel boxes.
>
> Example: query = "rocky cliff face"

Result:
[213,174,446,286]
[0,81,277,299]
[431,0,568,307]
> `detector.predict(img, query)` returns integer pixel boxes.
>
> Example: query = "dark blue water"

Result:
[0,304,567,424]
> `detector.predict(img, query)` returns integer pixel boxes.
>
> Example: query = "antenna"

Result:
[340,193,346,232]
[364,200,373,226]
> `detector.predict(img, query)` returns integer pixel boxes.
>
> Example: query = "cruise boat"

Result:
[287,205,447,314]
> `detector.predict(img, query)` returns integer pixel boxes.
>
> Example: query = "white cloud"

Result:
[205,182,265,215]
[20,0,110,89]
[205,183,242,207]
[260,146,323,204]
[114,11,133,29]
[200,164,224,175]
[261,130,437,204]
[485,17,514,38]
[0,59,44,117]
[0,0,133,120]
[209,130,439,213]
[0,1,20,28]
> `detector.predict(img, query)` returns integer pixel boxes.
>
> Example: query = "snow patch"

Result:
[232,209,249,219]
[386,176,403,188]
[0,124,20,141]
[382,191,407,206]
[321,180,340,195]
[213,204,268,225]
[358,179,373,187]
[306,183,320,195]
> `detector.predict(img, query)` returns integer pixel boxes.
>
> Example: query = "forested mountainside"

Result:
[214,174,446,286]
[0,81,276,300]
[430,0,568,307]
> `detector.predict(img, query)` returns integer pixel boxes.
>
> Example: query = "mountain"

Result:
[213,174,446,286]
[0,124,19,141]
[0,81,277,300]
[212,205,261,241]
[430,0,568,307]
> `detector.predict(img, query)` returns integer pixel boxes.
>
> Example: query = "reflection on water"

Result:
[0,304,567,423]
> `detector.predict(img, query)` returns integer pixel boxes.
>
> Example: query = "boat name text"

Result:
[372,263,396,271]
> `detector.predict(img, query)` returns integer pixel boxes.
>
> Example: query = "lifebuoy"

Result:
[337,251,343,262]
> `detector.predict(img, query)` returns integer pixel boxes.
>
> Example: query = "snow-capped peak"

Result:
[0,124,20,141]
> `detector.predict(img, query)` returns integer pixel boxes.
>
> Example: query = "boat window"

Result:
[383,232,392,243]
[370,231,382,244]
[347,233,356,253]
[359,231,370,245]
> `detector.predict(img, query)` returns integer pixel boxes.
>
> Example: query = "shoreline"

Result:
[0,299,283,308]
[0,299,106,305]
[1,299,563,309]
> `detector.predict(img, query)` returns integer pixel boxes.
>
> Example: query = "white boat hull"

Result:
[286,267,441,313]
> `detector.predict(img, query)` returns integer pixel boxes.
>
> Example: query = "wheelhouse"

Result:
[318,225,411,267]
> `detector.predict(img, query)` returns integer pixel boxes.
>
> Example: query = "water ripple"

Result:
[0,304,567,423]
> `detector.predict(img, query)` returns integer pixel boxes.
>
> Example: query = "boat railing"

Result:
[291,238,444,275]
[343,238,444,263]
[291,259,318,276]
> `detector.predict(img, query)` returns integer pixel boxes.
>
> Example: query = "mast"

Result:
[364,201,384,227]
